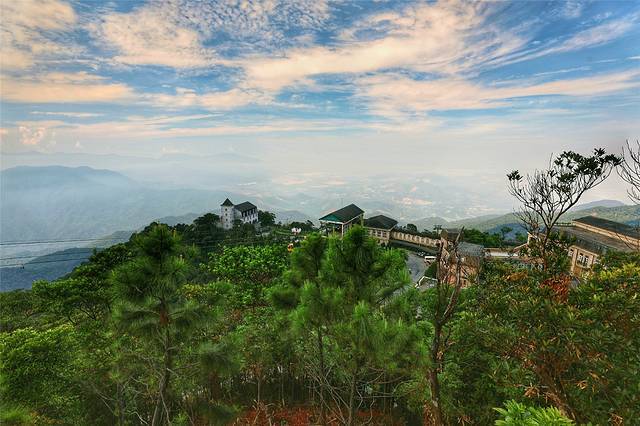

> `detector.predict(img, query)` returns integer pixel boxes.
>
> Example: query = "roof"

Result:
[441,228,461,242]
[221,198,234,206]
[364,215,398,230]
[458,242,485,258]
[319,204,364,223]
[234,201,257,213]
[573,216,639,240]
[558,224,634,254]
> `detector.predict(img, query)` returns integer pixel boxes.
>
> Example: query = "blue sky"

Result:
[1,0,639,200]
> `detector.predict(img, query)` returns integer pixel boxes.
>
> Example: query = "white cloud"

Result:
[357,70,640,117]
[146,87,269,110]
[241,1,501,90]
[91,0,330,69]
[560,1,585,19]
[491,15,638,67]
[31,111,104,118]
[0,0,78,70]
[1,72,135,103]
[92,1,216,68]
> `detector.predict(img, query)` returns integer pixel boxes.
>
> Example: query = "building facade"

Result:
[439,229,485,287]
[220,198,259,230]
[364,214,398,245]
[319,204,364,237]
[555,216,639,277]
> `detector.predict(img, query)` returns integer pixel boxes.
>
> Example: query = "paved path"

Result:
[406,252,428,284]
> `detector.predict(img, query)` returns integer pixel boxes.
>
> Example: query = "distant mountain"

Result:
[572,199,626,211]
[0,248,95,292]
[442,205,640,233]
[0,166,250,244]
[275,210,315,224]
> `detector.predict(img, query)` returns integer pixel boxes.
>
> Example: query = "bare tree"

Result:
[507,149,621,271]
[425,229,474,426]
[619,139,640,205]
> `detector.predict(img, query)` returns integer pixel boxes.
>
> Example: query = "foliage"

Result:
[204,244,288,307]
[258,210,276,228]
[494,400,573,425]
[0,325,81,423]
[462,228,506,247]
[1,202,638,425]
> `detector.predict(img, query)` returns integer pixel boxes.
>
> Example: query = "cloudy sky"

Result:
[1,0,639,201]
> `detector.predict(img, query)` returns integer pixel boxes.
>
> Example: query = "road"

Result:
[406,252,428,284]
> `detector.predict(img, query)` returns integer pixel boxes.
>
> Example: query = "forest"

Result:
[0,147,639,426]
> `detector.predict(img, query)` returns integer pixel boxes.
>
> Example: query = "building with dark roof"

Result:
[319,204,364,237]
[438,230,486,287]
[555,216,639,277]
[364,214,398,244]
[220,199,259,230]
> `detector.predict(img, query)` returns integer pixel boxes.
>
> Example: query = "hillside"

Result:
[449,205,640,233]
[0,248,95,292]
[0,166,256,244]
[411,205,640,236]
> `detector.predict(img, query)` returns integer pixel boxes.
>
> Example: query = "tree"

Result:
[110,224,207,425]
[423,230,469,425]
[271,233,332,424]
[471,255,640,423]
[619,139,640,204]
[507,149,620,270]
[406,223,418,233]
[500,226,513,242]
[321,226,414,424]
[204,244,288,307]
[258,210,277,228]
[0,325,80,423]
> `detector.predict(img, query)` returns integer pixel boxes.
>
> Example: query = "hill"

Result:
[572,199,626,211]
[0,166,255,244]
[0,248,95,292]
[447,205,640,233]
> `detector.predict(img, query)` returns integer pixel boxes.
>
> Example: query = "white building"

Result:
[220,198,259,230]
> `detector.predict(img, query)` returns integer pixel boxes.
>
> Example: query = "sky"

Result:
[1,0,639,203]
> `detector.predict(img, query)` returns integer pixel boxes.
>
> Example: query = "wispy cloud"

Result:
[0,0,78,70]
[357,70,640,117]
[1,72,135,103]
[31,111,104,118]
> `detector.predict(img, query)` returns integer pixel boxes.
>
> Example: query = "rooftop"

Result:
[459,242,485,258]
[234,201,257,213]
[364,214,398,230]
[558,224,634,254]
[573,216,639,240]
[221,198,234,206]
[319,204,364,223]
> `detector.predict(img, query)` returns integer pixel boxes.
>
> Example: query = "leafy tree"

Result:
[406,223,418,233]
[204,244,288,307]
[0,325,80,423]
[471,255,640,423]
[258,210,277,228]
[462,228,504,247]
[0,290,40,331]
[110,224,208,425]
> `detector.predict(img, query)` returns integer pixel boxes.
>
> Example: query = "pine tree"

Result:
[111,224,207,425]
